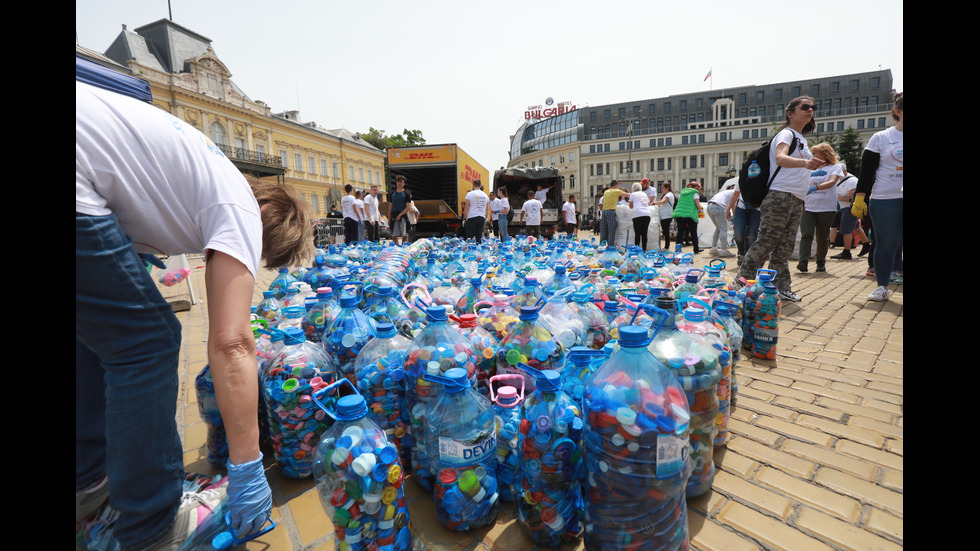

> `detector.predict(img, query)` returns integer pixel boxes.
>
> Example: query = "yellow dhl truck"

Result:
[382,144,490,238]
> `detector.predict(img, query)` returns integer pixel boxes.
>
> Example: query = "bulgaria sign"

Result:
[525,98,577,120]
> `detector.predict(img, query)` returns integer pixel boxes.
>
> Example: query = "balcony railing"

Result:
[215,143,284,168]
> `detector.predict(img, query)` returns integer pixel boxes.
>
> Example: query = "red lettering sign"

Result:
[408,152,435,160]
[462,165,481,183]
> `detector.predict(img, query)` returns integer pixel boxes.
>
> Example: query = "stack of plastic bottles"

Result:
[311,379,412,551]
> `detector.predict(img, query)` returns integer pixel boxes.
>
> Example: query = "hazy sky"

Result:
[76,0,903,173]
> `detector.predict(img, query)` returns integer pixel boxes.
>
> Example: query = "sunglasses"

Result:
[798,104,816,111]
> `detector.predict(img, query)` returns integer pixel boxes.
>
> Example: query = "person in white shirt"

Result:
[490,194,501,238]
[354,190,367,242]
[735,96,825,303]
[76,81,311,547]
[534,183,553,206]
[341,184,358,245]
[797,143,843,272]
[652,182,676,250]
[562,195,578,236]
[462,179,490,243]
[629,183,652,250]
[706,188,736,257]
[519,190,543,238]
[641,178,658,203]
[364,184,381,242]
[496,187,511,242]
[829,164,868,260]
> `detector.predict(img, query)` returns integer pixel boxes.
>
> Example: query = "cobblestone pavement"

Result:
[161,236,902,551]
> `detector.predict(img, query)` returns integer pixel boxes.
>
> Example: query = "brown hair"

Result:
[246,175,313,269]
[782,96,816,135]
[395,175,406,184]
[892,91,903,121]
[810,142,839,165]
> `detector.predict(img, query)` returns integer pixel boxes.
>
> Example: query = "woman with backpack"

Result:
[652,182,676,251]
[734,96,826,303]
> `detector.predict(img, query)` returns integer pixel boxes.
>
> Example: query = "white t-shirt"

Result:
[341,195,357,220]
[804,163,843,212]
[659,191,675,219]
[866,126,903,200]
[498,197,510,216]
[490,197,501,221]
[643,186,658,202]
[534,188,549,203]
[629,191,650,218]
[76,81,262,277]
[709,189,735,209]
[768,128,813,200]
[464,189,490,219]
[562,201,577,224]
[732,181,754,211]
[836,175,858,209]
[522,199,542,225]
[364,193,380,222]
[355,198,365,221]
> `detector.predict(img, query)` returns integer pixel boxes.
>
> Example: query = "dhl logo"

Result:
[408,152,436,160]
[462,165,482,182]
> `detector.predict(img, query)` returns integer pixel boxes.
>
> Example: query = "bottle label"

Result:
[439,434,497,465]
[754,327,778,345]
[656,434,687,479]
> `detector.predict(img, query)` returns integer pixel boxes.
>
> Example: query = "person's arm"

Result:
[485,198,491,220]
[816,175,840,190]
[205,251,271,535]
[775,141,824,170]
[726,190,740,221]
[855,150,880,198]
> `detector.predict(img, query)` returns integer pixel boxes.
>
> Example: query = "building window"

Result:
[649,139,656,148]
[752,129,759,139]
[569,152,575,162]
[831,82,839,93]
[698,135,705,143]
[569,174,575,189]
[294,153,303,172]
[590,145,596,153]
[367,170,373,184]
[349,164,355,181]
[279,149,289,169]
[812,84,820,95]
[878,117,887,128]
[604,144,610,152]
[321,159,328,176]
[792,86,801,97]
[757,91,764,101]
[690,155,697,168]
[682,157,687,169]
[311,194,320,214]
[719,153,729,166]
[210,122,227,146]
[664,102,671,113]
[333,163,340,179]
[590,111,597,121]
[590,164,595,176]
[775,89,782,99]
[697,98,703,108]
[851,79,859,91]
[872,77,880,88]
[649,104,656,115]
[634,140,640,150]
[857,119,865,129]
[743,130,750,139]
[618,107,626,117]
[680,100,687,111]
[619,142,626,150]
[658,159,664,170]
[604,109,611,119]
[739,93,747,104]
[550,155,556,165]
[309,156,317,174]
[682,136,688,145]
[817,123,824,132]
[867,118,875,128]
[667,158,672,170]
[700,155,705,167]
[665,137,672,146]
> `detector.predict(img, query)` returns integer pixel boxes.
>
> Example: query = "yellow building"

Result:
[76,19,384,217]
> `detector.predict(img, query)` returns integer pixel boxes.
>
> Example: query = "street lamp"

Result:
[616,112,642,183]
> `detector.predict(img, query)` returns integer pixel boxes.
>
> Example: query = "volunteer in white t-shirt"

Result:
[736,96,826,303]
[496,187,511,242]
[652,182,676,250]
[463,179,490,243]
[561,195,578,236]
[534,183,553,205]
[797,143,843,272]
[354,190,367,242]
[76,81,312,548]
[854,92,903,301]
[706,188,736,257]
[829,165,866,261]
[519,190,543,238]
[628,183,652,250]
[490,195,501,238]
[364,185,381,242]
[341,185,358,245]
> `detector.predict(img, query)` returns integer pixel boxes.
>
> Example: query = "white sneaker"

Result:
[717,248,735,258]
[778,289,801,302]
[709,248,720,257]
[868,286,889,302]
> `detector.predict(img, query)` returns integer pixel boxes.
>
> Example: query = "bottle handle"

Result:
[489,374,525,404]
[310,378,358,419]
[213,514,277,549]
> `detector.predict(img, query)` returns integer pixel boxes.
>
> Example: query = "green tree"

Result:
[358,127,427,151]
[835,127,863,175]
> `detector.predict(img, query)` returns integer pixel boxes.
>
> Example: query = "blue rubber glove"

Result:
[810,169,827,177]
[226,455,272,537]
[807,185,818,195]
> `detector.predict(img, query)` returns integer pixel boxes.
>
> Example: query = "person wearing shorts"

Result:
[388,175,412,245]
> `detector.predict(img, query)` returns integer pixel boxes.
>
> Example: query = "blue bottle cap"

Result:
[375,322,396,338]
[519,306,539,320]
[378,285,395,297]
[283,327,306,345]
[617,326,648,347]
[335,394,367,420]
[340,295,360,308]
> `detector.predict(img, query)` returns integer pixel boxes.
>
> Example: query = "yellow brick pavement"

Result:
[162,238,902,551]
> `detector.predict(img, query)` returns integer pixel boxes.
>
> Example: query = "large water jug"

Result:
[489,374,525,504]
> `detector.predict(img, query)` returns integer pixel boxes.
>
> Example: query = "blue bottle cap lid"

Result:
[340,295,360,308]
[375,322,396,337]
[618,326,648,347]
[378,285,395,296]
[426,305,449,321]
[211,531,234,549]
[263,291,274,298]
[519,306,539,320]
[283,327,306,345]
[335,394,367,420]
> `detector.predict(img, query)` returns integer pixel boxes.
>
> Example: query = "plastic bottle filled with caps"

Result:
[489,374,525,504]
[352,319,412,462]
[582,324,692,551]
[311,379,412,551]
[423,368,500,531]
[324,288,378,372]
[495,306,564,394]
[711,302,742,447]
[269,267,299,300]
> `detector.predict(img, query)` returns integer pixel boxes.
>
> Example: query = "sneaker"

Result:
[76,476,111,523]
[868,286,889,302]
[857,243,871,257]
[709,248,720,257]
[796,262,808,273]
[717,248,736,258]
[830,250,852,260]
[144,485,227,551]
[815,262,826,272]
[889,272,903,284]
[778,289,802,302]
[866,267,876,277]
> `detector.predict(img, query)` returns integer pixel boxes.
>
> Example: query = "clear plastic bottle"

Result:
[403,305,480,492]
[559,346,605,403]
[301,287,340,344]
[311,379,412,551]
[515,364,586,547]
[352,320,411,456]
[262,327,339,478]
[270,267,299,300]
[711,302,742,446]
[255,290,283,327]
[511,276,546,310]
[751,276,781,360]
[277,306,306,332]
[423,368,500,531]
[673,269,704,303]
[453,313,499,397]
[567,285,612,350]
[582,325,692,551]
[495,306,563,394]
[324,290,377,371]
[740,269,776,353]
[489,374,525,504]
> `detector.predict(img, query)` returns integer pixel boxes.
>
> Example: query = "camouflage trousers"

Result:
[736,190,804,292]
